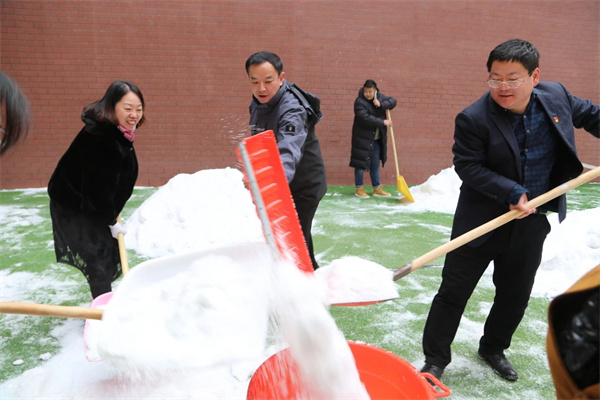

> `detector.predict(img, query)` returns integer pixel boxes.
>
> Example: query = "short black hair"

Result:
[363,79,378,90]
[486,39,540,74]
[245,51,283,75]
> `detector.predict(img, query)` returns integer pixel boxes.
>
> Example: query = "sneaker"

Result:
[355,187,369,198]
[373,186,391,197]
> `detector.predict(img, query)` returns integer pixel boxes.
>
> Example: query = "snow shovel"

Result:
[393,165,600,280]
[0,302,103,320]
[386,109,414,202]
[237,130,314,274]
[0,215,130,323]
[238,131,398,306]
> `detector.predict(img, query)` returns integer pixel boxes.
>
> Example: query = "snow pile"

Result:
[125,168,264,258]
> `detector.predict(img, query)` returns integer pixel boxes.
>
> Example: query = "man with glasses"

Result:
[420,39,598,383]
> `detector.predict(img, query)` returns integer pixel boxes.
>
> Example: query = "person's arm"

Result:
[565,84,600,137]
[354,99,386,128]
[80,132,123,224]
[379,93,397,111]
[453,111,523,207]
[276,105,308,183]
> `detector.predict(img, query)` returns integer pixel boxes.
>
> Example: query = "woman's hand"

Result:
[109,222,127,238]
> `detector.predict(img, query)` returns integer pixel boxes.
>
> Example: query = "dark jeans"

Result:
[354,139,382,188]
[422,214,551,368]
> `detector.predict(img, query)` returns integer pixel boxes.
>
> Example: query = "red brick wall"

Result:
[1,0,598,189]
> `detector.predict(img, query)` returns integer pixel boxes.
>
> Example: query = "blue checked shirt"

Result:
[506,94,557,205]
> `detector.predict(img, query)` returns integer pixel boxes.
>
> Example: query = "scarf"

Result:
[118,125,135,142]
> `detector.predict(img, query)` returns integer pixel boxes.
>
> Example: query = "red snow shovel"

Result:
[237,131,398,306]
[237,130,314,274]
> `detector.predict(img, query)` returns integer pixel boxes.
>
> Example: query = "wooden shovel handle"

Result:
[393,166,600,280]
[386,109,401,177]
[116,214,129,276]
[0,301,103,320]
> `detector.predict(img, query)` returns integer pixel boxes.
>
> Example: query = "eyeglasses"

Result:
[486,78,527,89]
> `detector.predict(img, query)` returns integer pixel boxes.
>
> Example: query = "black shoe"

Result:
[420,363,444,385]
[478,351,518,381]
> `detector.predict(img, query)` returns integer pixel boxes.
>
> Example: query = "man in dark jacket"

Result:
[420,39,599,382]
[245,51,327,270]
[349,80,396,198]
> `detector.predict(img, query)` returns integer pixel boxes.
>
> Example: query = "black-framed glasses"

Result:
[486,78,527,89]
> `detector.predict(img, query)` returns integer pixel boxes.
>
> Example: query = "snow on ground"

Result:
[1,166,598,399]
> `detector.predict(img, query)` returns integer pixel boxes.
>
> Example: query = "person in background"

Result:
[48,81,145,298]
[349,79,397,198]
[0,70,31,156]
[245,51,327,270]
[420,39,599,382]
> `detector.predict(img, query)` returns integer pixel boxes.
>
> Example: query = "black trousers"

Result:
[292,192,322,270]
[422,214,551,368]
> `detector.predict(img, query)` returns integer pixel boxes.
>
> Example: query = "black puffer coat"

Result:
[349,88,397,170]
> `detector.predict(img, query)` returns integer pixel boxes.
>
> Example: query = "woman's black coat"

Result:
[349,88,397,170]
[47,116,138,286]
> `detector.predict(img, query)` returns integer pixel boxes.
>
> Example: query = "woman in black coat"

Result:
[349,79,397,198]
[48,81,145,298]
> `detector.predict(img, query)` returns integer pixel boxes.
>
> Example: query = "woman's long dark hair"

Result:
[0,70,31,156]
[82,81,146,128]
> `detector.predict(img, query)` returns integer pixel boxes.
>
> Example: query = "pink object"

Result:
[83,291,113,361]
[118,125,135,142]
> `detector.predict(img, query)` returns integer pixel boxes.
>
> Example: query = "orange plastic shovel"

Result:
[238,131,399,306]
[237,130,314,273]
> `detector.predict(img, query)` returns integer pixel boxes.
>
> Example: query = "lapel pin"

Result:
[553,116,559,123]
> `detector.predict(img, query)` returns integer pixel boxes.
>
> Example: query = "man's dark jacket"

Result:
[249,80,327,202]
[452,82,599,246]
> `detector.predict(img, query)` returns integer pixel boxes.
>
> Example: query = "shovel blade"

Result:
[397,175,414,202]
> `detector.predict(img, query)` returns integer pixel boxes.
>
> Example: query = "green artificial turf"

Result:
[1,183,599,399]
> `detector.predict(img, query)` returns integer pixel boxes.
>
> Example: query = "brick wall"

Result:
[1,0,598,189]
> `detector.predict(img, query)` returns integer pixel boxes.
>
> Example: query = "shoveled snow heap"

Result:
[126,168,399,305]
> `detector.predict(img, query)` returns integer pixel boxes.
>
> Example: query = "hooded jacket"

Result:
[349,88,397,170]
[249,80,327,201]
